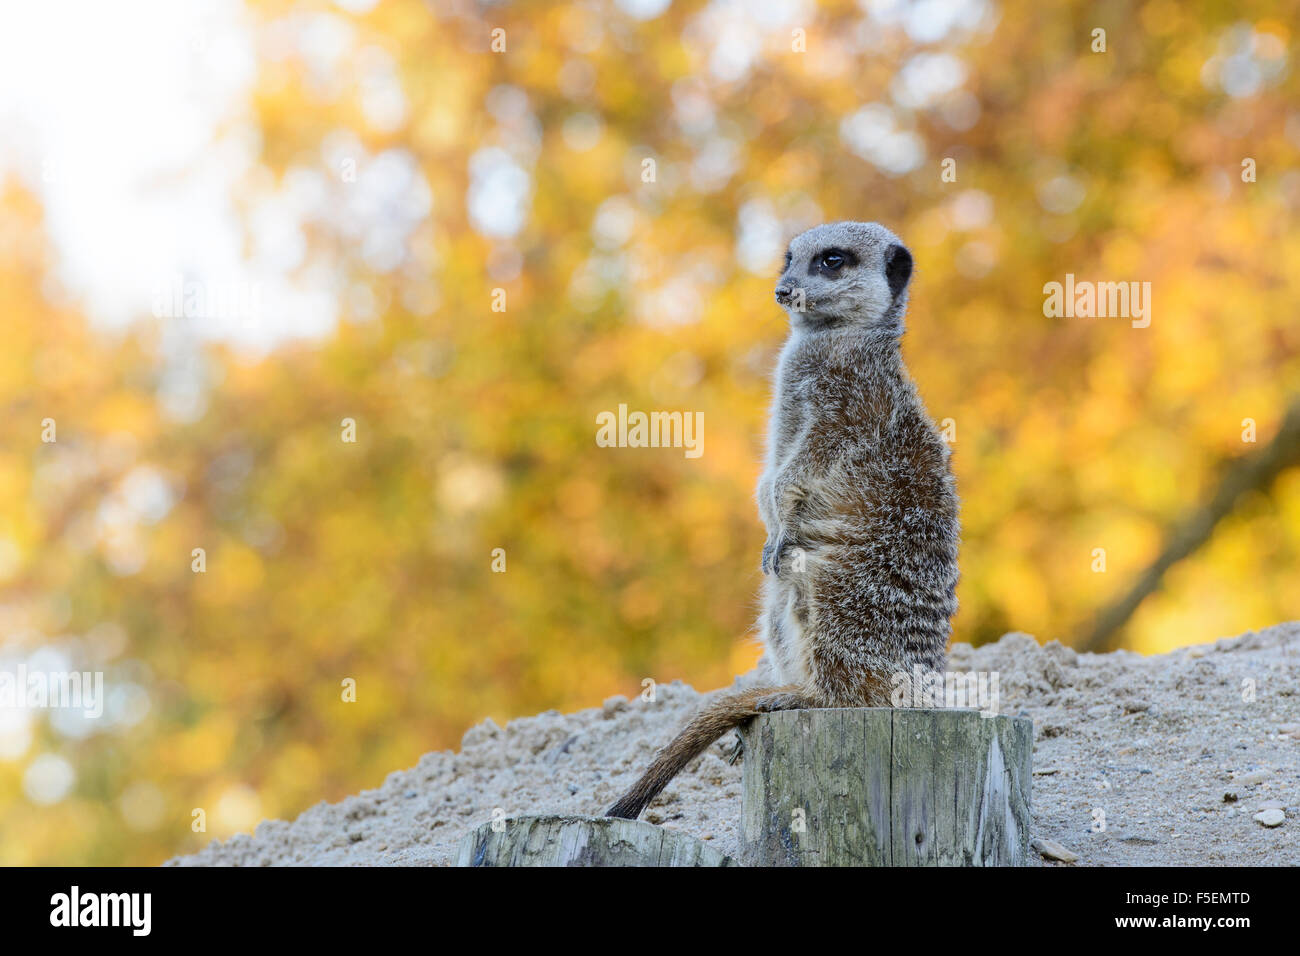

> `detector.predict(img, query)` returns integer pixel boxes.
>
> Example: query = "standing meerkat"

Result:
[606,221,959,820]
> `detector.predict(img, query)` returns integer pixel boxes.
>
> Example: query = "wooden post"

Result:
[456,814,735,867]
[739,708,1032,866]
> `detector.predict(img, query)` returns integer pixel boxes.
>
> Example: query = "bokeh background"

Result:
[1,0,1297,864]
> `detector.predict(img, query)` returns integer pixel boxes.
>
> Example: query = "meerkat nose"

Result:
[775,285,794,303]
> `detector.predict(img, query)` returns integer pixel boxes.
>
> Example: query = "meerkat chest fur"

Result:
[758,221,959,706]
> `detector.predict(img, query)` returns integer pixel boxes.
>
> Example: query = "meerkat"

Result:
[605,221,959,821]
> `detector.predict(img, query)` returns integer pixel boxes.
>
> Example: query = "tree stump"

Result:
[456,814,735,867]
[739,708,1032,866]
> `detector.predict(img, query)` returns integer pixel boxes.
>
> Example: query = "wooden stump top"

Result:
[456,813,735,867]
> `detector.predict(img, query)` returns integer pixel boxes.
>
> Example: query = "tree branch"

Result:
[1080,397,1300,652]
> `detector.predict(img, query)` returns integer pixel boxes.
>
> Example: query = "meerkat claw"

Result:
[762,534,788,574]
[754,691,807,713]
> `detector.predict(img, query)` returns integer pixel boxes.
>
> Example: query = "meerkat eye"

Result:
[782,250,792,272]
[819,250,845,272]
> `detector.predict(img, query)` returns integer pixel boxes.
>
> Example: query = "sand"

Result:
[168,621,1300,866]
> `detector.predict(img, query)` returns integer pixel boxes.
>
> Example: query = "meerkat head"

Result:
[774,221,913,332]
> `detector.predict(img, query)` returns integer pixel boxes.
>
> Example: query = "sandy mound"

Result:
[168,622,1300,866]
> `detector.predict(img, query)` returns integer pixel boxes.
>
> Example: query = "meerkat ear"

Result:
[885,244,912,298]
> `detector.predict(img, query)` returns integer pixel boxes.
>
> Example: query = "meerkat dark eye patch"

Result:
[810,247,856,276]
[885,244,912,297]
[782,249,792,273]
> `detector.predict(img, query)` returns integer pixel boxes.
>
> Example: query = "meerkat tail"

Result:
[604,683,803,820]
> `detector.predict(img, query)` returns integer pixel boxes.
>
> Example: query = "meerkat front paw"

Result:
[753,690,809,713]
[761,533,788,574]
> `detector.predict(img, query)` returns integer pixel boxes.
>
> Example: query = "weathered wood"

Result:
[455,813,735,867]
[739,708,1031,866]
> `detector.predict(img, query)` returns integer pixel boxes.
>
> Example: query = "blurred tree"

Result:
[1083,396,1300,651]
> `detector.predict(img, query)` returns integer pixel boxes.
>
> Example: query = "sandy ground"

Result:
[169,622,1300,866]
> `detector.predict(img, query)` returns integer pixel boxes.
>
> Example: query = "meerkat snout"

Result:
[774,220,913,331]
